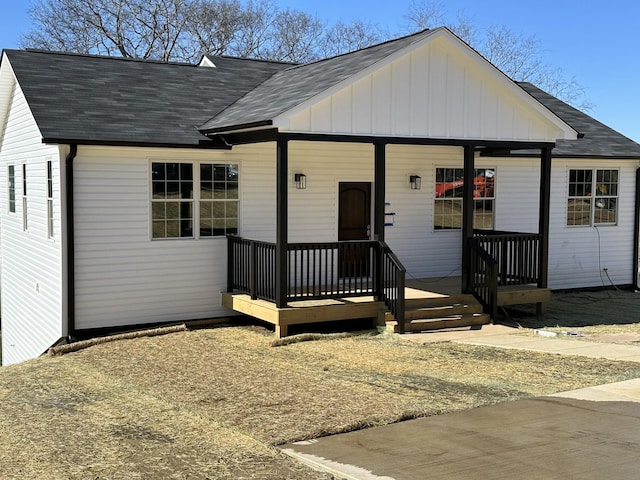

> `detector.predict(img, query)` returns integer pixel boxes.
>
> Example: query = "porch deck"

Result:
[222,276,550,338]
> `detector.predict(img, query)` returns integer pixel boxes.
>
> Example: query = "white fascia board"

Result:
[0,52,17,144]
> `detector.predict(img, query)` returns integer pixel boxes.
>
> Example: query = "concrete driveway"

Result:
[283,323,640,480]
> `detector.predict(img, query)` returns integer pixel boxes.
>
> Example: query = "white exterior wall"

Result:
[547,158,639,289]
[72,143,277,330]
[282,36,572,142]
[0,82,63,366]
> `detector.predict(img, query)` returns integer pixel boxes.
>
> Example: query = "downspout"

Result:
[634,167,640,291]
[65,144,78,339]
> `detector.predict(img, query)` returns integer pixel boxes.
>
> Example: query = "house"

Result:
[1,27,639,365]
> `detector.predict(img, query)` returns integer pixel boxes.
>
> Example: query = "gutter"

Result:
[65,144,78,339]
[634,168,640,291]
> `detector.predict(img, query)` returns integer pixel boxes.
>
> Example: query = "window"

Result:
[151,162,193,238]
[8,165,15,213]
[47,160,54,238]
[434,167,495,230]
[567,169,618,226]
[22,164,27,230]
[150,162,239,239]
[200,163,239,237]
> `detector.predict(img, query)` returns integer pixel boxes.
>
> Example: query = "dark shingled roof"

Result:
[518,82,640,158]
[3,35,639,158]
[198,28,438,132]
[2,49,290,147]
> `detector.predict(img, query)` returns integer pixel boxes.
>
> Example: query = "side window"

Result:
[8,165,15,213]
[200,163,239,237]
[47,160,54,238]
[22,163,27,230]
[434,167,495,230]
[151,162,193,238]
[567,169,618,226]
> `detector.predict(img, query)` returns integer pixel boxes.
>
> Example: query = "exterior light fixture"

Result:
[294,173,307,190]
[409,175,422,190]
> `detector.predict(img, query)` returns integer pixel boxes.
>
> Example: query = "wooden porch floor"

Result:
[222,276,550,338]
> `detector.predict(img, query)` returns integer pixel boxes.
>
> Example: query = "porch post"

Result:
[374,141,386,242]
[538,146,552,290]
[461,145,475,293]
[275,138,289,308]
[374,141,386,300]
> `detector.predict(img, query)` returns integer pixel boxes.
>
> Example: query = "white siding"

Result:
[282,36,571,142]
[0,81,63,366]
[73,143,277,330]
[547,159,639,289]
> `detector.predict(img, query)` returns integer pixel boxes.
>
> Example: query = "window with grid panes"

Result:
[199,163,238,237]
[151,162,193,238]
[434,167,496,230]
[567,169,618,226]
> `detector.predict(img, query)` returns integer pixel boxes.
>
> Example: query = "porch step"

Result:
[405,303,483,320]
[387,313,491,333]
[404,293,479,309]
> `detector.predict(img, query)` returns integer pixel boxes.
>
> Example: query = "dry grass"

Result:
[2,325,640,478]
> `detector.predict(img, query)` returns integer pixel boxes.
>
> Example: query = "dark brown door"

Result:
[338,182,371,277]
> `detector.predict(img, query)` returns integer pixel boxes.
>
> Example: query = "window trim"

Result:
[433,166,496,231]
[566,168,619,227]
[149,160,240,241]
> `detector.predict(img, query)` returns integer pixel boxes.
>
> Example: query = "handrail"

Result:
[468,237,498,319]
[378,241,406,332]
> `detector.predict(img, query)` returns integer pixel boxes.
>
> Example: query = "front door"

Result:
[338,182,371,277]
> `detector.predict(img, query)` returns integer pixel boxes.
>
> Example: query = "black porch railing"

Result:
[227,236,406,327]
[469,230,543,317]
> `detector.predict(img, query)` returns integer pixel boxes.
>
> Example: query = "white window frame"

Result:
[150,160,240,240]
[566,168,619,227]
[434,167,496,231]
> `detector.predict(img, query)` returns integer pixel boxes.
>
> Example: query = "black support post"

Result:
[275,138,289,308]
[538,146,552,290]
[374,142,386,299]
[461,145,475,293]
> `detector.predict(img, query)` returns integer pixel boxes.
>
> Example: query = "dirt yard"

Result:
[1,321,640,479]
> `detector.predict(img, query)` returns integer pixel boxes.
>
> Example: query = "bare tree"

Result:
[405,0,591,109]
[318,21,384,58]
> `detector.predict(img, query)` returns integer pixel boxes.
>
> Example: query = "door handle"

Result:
[367,224,371,237]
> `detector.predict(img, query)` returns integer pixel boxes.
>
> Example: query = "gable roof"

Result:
[0,49,289,147]
[518,82,640,158]
[1,31,638,158]
[198,29,439,133]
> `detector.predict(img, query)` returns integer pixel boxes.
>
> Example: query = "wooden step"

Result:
[386,313,491,333]
[404,293,479,309]
[405,303,483,320]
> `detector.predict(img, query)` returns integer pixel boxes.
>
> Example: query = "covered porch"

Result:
[222,183,552,337]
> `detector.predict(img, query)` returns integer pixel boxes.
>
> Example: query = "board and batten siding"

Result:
[281,35,571,142]
[72,143,277,330]
[546,158,639,289]
[0,81,63,366]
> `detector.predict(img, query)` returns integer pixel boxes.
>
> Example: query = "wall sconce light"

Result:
[409,175,422,190]
[294,173,307,189]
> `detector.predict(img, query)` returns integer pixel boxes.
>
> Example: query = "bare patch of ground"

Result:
[2,324,640,478]
[503,288,640,330]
